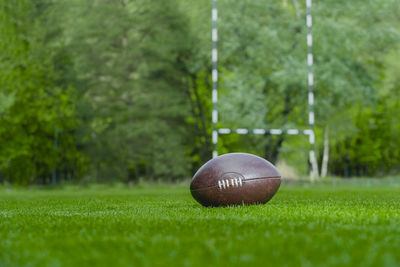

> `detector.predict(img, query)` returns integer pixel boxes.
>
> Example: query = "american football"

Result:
[190,153,281,207]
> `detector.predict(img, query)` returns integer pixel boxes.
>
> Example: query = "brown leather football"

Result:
[190,153,281,207]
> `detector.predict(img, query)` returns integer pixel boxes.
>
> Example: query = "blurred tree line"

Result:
[0,0,399,184]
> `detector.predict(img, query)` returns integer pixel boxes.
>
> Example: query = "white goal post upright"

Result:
[306,0,319,178]
[211,0,319,179]
[211,0,219,159]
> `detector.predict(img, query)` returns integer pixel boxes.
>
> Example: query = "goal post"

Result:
[211,0,319,179]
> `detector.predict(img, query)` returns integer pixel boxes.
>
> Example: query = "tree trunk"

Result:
[310,149,319,180]
[292,0,301,18]
[264,135,285,164]
[321,126,329,177]
[264,93,292,163]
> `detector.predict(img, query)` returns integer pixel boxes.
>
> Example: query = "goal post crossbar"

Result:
[216,128,313,136]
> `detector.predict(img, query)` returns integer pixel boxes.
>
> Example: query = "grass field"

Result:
[1,183,400,267]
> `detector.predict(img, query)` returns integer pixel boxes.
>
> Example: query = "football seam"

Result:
[217,177,243,189]
[190,176,281,192]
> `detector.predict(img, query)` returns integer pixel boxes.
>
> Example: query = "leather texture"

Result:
[190,153,281,207]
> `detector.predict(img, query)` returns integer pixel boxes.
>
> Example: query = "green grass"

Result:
[1,184,400,267]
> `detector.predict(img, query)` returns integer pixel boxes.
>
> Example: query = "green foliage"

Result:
[1,185,400,266]
[213,1,309,162]
[200,0,400,173]
[60,0,196,181]
[329,44,400,176]
[0,1,84,184]
[1,0,400,182]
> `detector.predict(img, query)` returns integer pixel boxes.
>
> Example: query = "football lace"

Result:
[217,178,243,189]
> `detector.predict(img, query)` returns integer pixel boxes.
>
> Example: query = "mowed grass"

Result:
[1,184,400,267]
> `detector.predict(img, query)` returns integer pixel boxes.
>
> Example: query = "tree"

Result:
[0,1,83,184]
[60,0,198,181]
